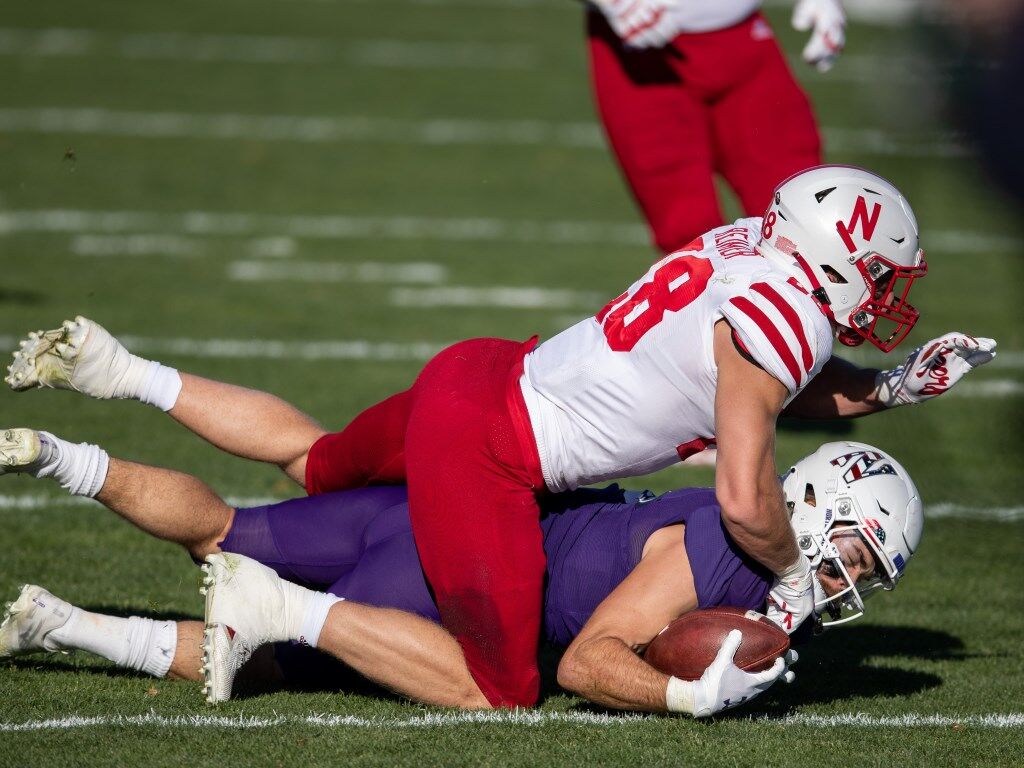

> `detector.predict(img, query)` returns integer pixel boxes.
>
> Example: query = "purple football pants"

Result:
[218,486,438,683]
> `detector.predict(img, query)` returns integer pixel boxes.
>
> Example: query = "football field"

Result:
[1,0,1023,765]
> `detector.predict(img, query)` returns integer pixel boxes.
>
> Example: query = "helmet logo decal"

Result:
[836,196,882,253]
[829,450,897,483]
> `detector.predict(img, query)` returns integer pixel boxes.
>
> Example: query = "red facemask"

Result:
[841,252,928,352]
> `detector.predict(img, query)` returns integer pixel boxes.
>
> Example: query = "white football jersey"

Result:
[519,218,834,493]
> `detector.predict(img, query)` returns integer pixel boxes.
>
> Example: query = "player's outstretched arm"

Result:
[783,333,997,418]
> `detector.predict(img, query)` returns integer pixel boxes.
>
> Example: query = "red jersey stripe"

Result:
[729,296,802,387]
[751,283,813,375]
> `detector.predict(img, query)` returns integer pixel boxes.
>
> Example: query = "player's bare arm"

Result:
[783,333,997,419]
[558,523,792,717]
[712,320,797,575]
[557,524,697,712]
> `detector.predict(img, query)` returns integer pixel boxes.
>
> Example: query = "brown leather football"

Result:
[643,606,789,681]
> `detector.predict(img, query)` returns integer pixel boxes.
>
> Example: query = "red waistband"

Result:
[505,336,547,492]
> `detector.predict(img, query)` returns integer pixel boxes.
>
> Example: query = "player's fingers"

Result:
[911,340,948,372]
[791,1,815,31]
[752,656,787,686]
[782,669,797,684]
[784,649,799,666]
[718,629,743,662]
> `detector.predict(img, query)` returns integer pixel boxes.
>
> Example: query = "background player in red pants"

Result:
[587,0,845,252]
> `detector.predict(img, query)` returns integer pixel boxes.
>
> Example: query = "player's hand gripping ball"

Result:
[644,607,790,680]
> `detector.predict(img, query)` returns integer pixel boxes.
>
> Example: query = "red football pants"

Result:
[587,11,822,254]
[305,338,546,708]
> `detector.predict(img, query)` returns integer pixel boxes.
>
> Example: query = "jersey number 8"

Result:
[596,255,714,352]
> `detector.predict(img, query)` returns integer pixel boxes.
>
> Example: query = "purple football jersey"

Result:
[220,484,772,647]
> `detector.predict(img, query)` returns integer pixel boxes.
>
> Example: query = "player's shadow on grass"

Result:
[563,625,970,718]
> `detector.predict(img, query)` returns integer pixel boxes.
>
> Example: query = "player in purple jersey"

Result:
[1,424,920,717]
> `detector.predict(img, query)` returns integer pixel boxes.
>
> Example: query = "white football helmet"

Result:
[758,165,928,352]
[783,441,923,627]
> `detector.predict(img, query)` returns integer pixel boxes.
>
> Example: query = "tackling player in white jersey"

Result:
[5,165,995,709]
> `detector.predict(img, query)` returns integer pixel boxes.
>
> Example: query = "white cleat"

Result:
[0,585,73,658]
[0,428,42,474]
[5,316,139,399]
[200,553,289,704]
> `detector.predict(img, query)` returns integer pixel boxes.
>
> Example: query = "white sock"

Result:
[269,575,344,648]
[136,360,182,412]
[49,608,177,678]
[297,592,344,648]
[34,432,109,497]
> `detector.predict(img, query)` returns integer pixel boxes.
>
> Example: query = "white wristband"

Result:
[778,553,811,582]
[665,676,696,714]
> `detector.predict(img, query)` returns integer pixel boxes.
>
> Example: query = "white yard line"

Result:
[0,107,974,158]
[1,209,1018,254]
[70,234,302,258]
[70,234,205,257]
[0,108,603,148]
[1,494,1020,520]
[390,286,601,309]
[228,260,448,284]
[0,208,651,246]
[0,710,1020,732]
[0,29,537,69]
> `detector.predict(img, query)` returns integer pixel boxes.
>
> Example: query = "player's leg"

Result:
[303,390,411,494]
[5,317,325,485]
[1,427,232,559]
[204,485,489,706]
[200,549,490,708]
[314,508,488,707]
[586,10,723,253]
[171,373,325,485]
[403,338,546,708]
[708,15,822,217]
[0,584,184,679]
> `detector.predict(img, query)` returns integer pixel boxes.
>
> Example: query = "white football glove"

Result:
[591,0,686,49]
[766,555,815,634]
[791,0,846,72]
[687,630,796,717]
[875,333,997,407]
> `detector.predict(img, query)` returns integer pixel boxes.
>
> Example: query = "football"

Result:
[643,607,789,681]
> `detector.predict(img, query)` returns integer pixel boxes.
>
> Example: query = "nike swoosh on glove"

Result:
[792,0,846,72]
[876,333,997,407]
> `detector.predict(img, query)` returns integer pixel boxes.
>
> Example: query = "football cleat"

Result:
[0,428,42,474]
[0,585,73,657]
[6,316,139,399]
[200,553,288,704]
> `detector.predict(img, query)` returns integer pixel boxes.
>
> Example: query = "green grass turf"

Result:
[1,0,1022,765]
